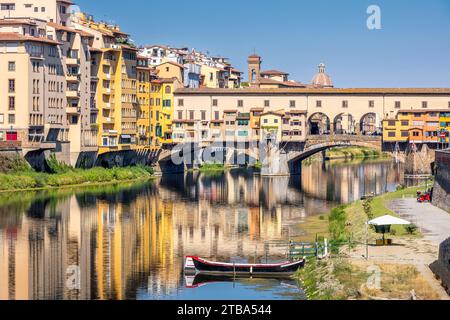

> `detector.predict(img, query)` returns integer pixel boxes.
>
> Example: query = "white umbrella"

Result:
[368,215,411,226]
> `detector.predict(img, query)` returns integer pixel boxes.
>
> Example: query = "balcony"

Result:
[66,74,80,82]
[66,90,81,99]
[66,106,81,114]
[104,117,115,123]
[66,57,80,65]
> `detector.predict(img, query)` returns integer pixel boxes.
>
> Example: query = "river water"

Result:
[0,159,406,300]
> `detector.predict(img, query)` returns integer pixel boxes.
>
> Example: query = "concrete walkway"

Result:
[389,198,450,245]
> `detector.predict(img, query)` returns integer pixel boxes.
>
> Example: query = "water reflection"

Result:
[0,159,404,300]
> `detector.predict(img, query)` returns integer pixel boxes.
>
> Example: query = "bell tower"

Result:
[247,54,262,83]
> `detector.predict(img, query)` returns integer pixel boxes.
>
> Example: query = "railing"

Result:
[288,240,330,260]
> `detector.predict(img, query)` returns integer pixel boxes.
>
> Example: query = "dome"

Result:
[312,63,333,88]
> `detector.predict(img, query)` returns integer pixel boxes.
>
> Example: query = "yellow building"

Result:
[136,56,151,147]
[74,15,138,154]
[150,77,181,146]
[382,112,411,142]
[439,111,450,143]
[155,61,184,83]
[260,111,284,141]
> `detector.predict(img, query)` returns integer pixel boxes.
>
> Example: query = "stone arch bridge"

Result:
[156,135,382,175]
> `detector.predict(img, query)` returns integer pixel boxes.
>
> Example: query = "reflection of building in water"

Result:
[0,162,403,299]
[301,161,396,203]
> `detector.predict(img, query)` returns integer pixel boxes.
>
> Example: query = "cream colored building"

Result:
[173,87,450,143]
[0,19,70,157]
[0,0,72,25]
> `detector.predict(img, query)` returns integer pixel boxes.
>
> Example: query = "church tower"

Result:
[247,54,262,83]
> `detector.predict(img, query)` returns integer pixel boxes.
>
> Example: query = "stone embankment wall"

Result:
[432,150,450,213]
[430,237,450,295]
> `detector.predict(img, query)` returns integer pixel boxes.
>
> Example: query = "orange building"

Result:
[404,110,441,144]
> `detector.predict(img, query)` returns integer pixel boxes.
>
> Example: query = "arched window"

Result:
[165,86,171,94]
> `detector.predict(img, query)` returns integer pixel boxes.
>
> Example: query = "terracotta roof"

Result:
[398,109,450,113]
[47,22,94,38]
[288,110,307,114]
[153,77,179,84]
[261,70,289,76]
[57,0,74,4]
[250,108,264,112]
[0,19,37,26]
[89,47,102,53]
[175,87,450,95]
[156,61,185,69]
[211,120,224,123]
[0,32,61,45]
[261,111,284,117]
[224,109,238,113]
[257,77,306,88]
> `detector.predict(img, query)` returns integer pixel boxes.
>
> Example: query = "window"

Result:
[165,86,171,94]
[237,100,243,107]
[412,131,420,137]
[9,97,15,110]
[369,100,375,108]
[422,101,428,109]
[214,111,219,120]
[401,131,409,137]
[8,79,15,93]
[8,114,15,124]
[342,100,348,108]
[162,100,171,107]
[395,101,401,109]
[388,132,396,137]
[213,99,218,106]
[401,121,409,126]
[189,111,194,120]
[388,120,396,126]
[1,3,15,10]
[448,101,450,109]
[8,61,15,71]
[177,99,184,106]
[177,111,183,120]
[201,111,206,121]
[290,100,296,108]
[264,100,270,107]
[0,114,3,124]
[316,100,322,108]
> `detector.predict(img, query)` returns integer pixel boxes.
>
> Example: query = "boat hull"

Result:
[187,256,305,276]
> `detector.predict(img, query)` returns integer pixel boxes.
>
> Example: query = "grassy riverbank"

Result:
[326,147,389,160]
[295,184,438,300]
[0,165,154,192]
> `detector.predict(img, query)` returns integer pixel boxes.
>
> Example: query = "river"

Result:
[0,158,406,300]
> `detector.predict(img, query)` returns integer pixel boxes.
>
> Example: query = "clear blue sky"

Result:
[75,0,450,87]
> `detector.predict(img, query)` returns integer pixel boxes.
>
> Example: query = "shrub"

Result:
[329,206,348,244]
[362,197,374,220]
[404,224,418,235]
[46,154,73,174]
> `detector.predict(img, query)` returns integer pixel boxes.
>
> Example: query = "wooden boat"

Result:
[185,256,305,276]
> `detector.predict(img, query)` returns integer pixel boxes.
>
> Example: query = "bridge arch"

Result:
[285,136,383,174]
[333,113,356,135]
[308,112,331,135]
[360,112,379,135]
